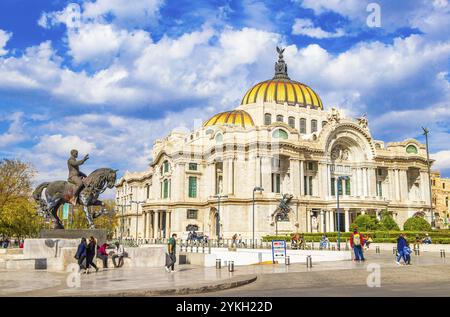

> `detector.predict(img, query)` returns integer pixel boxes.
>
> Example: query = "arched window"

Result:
[276,115,284,122]
[264,113,272,125]
[215,133,223,142]
[311,119,318,133]
[299,118,306,134]
[272,129,288,139]
[288,116,295,129]
[406,145,418,154]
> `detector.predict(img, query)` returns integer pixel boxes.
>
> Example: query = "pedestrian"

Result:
[364,235,373,250]
[165,233,177,273]
[422,233,432,244]
[97,243,109,269]
[350,228,365,261]
[320,234,329,249]
[112,241,125,268]
[86,236,99,273]
[403,237,412,265]
[232,233,237,247]
[74,237,87,272]
[396,233,407,265]
[19,240,24,249]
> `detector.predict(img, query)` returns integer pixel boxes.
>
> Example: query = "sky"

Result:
[0,0,449,190]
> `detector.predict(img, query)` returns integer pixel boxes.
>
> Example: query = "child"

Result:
[403,244,411,265]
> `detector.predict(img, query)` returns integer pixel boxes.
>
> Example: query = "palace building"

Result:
[431,171,450,229]
[115,49,433,240]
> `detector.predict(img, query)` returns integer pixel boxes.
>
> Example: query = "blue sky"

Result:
[0,0,449,184]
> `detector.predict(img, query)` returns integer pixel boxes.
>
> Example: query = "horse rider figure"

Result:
[68,149,89,205]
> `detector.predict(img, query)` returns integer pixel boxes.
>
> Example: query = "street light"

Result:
[336,175,349,251]
[130,200,145,241]
[213,194,228,242]
[252,186,264,248]
[422,127,435,228]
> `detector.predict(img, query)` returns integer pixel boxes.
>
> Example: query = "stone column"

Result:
[327,164,332,197]
[388,169,395,200]
[300,160,305,196]
[154,211,159,238]
[319,210,325,233]
[329,210,335,232]
[420,171,430,204]
[344,209,350,232]
[395,169,400,201]
[362,168,367,197]
[357,168,362,197]
[261,157,272,194]
[400,169,409,202]
[306,209,310,233]
[369,168,377,198]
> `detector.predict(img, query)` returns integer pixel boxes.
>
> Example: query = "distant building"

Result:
[115,49,432,240]
[431,171,450,229]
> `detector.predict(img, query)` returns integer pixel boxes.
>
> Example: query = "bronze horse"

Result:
[33,168,117,229]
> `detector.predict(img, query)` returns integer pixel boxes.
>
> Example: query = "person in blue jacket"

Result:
[75,237,87,272]
[396,234,407,265]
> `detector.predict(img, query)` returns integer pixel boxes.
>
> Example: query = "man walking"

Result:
[165,233,177,272]
[350,228,365,261]
[396,233,407,265]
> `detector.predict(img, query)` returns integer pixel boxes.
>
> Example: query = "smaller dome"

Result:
[203,110,255,128]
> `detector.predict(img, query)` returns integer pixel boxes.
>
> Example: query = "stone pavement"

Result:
[0,250,448,296]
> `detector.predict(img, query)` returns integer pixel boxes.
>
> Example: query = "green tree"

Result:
[379,211,400,231]
[350,214,380,231]
[403,216,432,231]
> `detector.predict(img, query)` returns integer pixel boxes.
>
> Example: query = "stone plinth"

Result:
[24,239,79,259]
[39,229,107,245]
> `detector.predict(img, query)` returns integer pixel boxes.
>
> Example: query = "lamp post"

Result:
[422,127,435,228]
[130,200,145,242]
[252,186,264,248]
[213,194,228,242]
[336,175,349,251]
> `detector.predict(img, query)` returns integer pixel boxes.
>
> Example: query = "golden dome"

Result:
[241,79,323,109]
[241,46,323,109]
[203,110,255,128]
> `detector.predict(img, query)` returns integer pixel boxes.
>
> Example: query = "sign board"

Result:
[63,203,70,220]
[271,240,286,263]
[331,164,352,176]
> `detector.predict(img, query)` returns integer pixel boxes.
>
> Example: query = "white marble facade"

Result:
[115,55,432,240]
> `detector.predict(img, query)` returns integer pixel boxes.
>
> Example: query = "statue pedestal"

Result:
[39,229,107,245]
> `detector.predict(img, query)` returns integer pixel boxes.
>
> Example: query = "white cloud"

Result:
[292,18,346,38]
[35,135,97,157]
[298,0,365,18]
[0,29,12,56]
[0,112,27,147]
[431,150,450,172]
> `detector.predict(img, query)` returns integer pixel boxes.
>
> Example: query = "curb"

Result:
[61,274,258,297]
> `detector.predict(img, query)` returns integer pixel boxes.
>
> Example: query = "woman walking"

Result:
[86,236,99,273]
[75,237,87,273]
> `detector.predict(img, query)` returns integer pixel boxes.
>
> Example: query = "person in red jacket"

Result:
[350,228,365,261]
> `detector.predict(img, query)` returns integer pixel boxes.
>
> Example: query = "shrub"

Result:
[379,213,400,231]
[350,214,379,232]
[403,217,432,231]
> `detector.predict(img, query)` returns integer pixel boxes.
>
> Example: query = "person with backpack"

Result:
[350,228,365,261]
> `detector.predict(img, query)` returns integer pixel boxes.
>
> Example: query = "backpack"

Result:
[353,233,361,246]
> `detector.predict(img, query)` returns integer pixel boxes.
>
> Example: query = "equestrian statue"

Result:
[33,149,118,229]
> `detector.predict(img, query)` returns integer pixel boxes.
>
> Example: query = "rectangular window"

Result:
[311,120,317,133]
[377,168,382,176]
[304,176,307,195]
[146,185,150,199]
[272,173,281,193]
[331,178,336,196]
[187,209,198,219]
[337,179,343,195]
[377,181,383,197]
[163,179,169,198]
[299,119,306,134]
[288,117,295,129]
[345,178,351,195]
[309,176,313,195]
[308,162,314,170]
[188,176,197,198]
[163,161,169,173]
[189,163,198,171]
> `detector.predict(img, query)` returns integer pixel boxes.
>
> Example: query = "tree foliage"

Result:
[379,211,400,231]
[350,214,380,231]
[0,159,44,238]
[403,216,432,231]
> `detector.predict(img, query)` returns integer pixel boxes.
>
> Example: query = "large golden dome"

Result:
[203,110,255,128]
[241,47,323,109]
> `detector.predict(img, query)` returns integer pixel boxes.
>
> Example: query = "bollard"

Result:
[202,245,205,253]
[440,249,446,258]
[190,245,193,253]
[228,261,234,272]
[331,245,335,251]
[285,256,290,266]
[375,246,380,254]
[208,241,211,254]
[306,255,312,268]
[216,259,221,269]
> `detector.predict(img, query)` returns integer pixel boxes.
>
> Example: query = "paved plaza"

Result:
[0,249,448,297]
